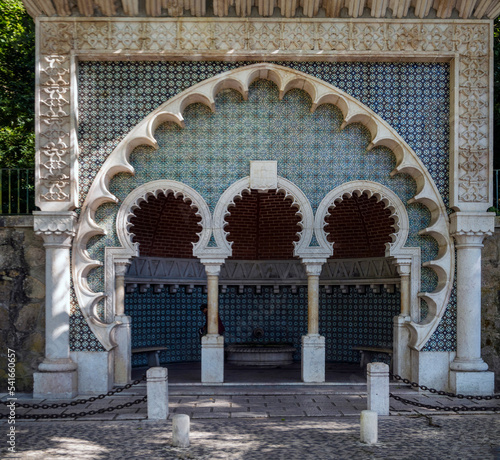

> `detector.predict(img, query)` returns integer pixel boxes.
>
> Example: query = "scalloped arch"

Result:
[72,62,453,351]
[315,181,409,258]
[210,176,319,259]
[116,180,212,254]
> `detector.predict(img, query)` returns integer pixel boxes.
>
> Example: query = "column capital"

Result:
[394,262,411,276]
[450,212,495,246]
[33,211,77,247]
[302,259,326,276]
[115,261,130,277]
[200,259,225,276]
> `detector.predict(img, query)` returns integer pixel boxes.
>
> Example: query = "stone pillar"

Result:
[201,260,225,383]
[393,261,411,379]
[114,262,131,385]
[147,367,168,420]
[367,362,389,416]
[301,260,326,383]
[449,212,495,395]
[33,211,78,399]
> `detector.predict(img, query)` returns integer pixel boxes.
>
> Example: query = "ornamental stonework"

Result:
[36,18,492,211]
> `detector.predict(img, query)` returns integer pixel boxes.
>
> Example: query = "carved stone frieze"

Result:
[37,53,73,207]
[124,256,400,285]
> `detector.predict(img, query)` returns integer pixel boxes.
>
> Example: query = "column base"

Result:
[201,335,224,383]
[301,335,325,383]
[450,370,495,396]
[33,369,78,399]
[450,357,489,372]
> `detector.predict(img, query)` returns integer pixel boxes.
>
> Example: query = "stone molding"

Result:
[24,0,500,19]
[35,18,492,214]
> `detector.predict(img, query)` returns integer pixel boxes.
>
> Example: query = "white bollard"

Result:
[172,414,190,448]
[360,410,378,444]
[367,362,389,416]
[147,367,168,420]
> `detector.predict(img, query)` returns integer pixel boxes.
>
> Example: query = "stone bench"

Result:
[352,346,393,372]
[132,347,168,367]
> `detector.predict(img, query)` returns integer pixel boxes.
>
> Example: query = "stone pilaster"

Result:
[33,211,78,398]
[392,260,411,379]
[449,212,495,395]
[113,261,131,385]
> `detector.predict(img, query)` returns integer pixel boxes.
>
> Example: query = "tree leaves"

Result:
[0,0,35,167]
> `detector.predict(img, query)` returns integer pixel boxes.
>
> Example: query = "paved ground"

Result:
[2,386,500,421]
[1,363,499,458]
[1,415,500,459]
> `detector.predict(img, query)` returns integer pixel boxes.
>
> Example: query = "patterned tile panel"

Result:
[126,285,400,366]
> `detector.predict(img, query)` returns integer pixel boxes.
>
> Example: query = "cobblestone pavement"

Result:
[1,386,499,421]
[1,414,500,459]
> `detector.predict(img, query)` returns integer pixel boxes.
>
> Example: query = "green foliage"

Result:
[0,0,35,168]
[494,18,500,169]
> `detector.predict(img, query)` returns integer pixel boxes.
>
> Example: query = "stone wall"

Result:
[0,216,45,392]
[482,217,500,392]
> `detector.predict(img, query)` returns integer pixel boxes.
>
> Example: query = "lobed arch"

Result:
[209,176,320,259]
[72,62,453,351]
[315,181,410,258]
[315,180,453,349]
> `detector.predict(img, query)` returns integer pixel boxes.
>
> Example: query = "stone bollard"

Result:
[147,367,168,420]
[172,414,190,448]
[367,362,389,416]
[360,410,378,444]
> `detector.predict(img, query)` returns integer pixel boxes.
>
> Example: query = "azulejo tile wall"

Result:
[126,285,400,366]
[71,60,455,355]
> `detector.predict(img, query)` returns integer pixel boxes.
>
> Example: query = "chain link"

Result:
[390,373,500,401]
[0,375,146,410]
[0,395,147,420]
[390,393,500,412]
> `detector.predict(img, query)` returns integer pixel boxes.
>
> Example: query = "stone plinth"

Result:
[33,369,77,399]
[147,367,168,420]
[367,362,389,416]
[450,370,495,396]
[201,335,224,383]
[301,335,325,383]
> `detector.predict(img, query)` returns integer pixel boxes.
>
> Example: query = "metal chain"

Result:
[0,395,147,420]
[0,375,146,409]
[390,373,500,401]
[390,393,500,412]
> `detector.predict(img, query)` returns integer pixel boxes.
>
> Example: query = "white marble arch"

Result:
[209,176,323,260]
[316,180,453,351]
[73,62,453,353]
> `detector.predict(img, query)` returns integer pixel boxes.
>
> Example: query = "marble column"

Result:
[449,212,495,395]
[113,261,131,385]
[393,261,411,379]
[301,259,326,383]
[201,260,224,383]
[33,211,78,398]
